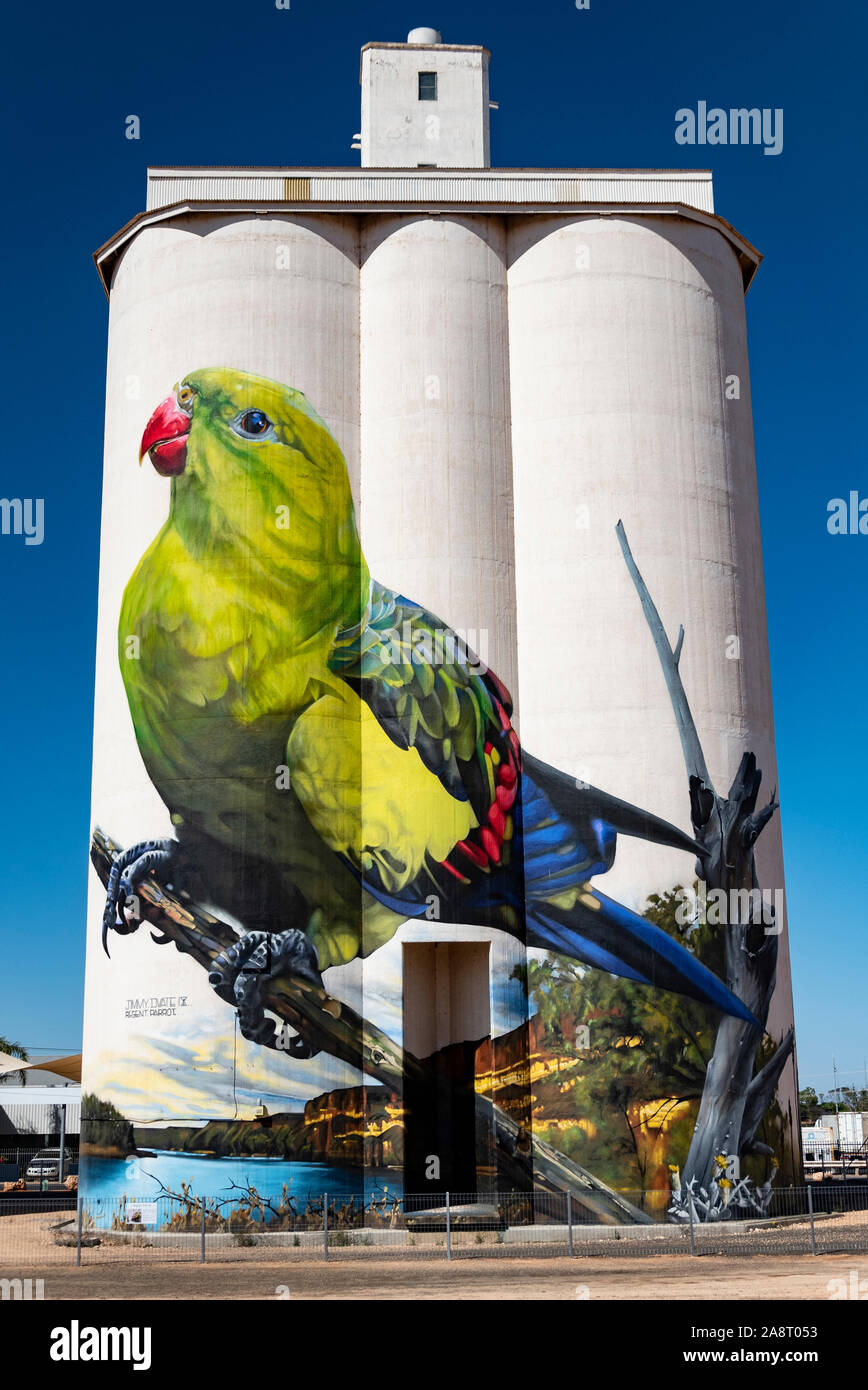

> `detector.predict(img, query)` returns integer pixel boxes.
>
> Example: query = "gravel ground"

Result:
[1,1250,865,1300]
[2,1211,865,1300]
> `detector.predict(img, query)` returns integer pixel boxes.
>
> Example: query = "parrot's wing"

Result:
[329,579,521,882]
[327,583,756,1025]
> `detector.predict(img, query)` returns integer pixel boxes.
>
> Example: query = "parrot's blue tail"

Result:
[519,761,759,1026]
[348,745,758,1026]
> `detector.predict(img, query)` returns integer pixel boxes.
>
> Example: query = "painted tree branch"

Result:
[616,522,710,790]
[90,829,650,1224]
[616,523,789,1197]
[91,828,409,1088]
[740,1026,795,1156]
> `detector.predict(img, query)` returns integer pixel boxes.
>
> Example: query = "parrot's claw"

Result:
[102,838,176,957]
[208,929,323,1059]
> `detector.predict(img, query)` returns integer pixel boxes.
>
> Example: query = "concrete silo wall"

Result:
[507,213,797,1175]
[358,215,528,1185]
[81,201,797,1210]
[359,214,518,701]
[83,215,366,1152]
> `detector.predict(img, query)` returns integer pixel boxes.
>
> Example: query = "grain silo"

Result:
[81,27,798,1230]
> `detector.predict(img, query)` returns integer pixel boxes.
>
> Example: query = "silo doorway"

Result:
[402,941,491,1197]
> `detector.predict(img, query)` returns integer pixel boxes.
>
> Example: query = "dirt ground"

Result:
[2,1251,865,1301]
[2,1210,865,1299]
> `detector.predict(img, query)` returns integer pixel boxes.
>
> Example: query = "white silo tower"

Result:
[81,26,798,1220]
[360,28,491,167]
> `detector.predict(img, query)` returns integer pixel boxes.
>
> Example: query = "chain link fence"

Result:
[1,1185,866,1269]
[0,1147,79,1184]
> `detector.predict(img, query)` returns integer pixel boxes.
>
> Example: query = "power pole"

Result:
[832,1057,840,1118]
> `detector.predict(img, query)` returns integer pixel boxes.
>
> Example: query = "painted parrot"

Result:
[102,366,754,1055]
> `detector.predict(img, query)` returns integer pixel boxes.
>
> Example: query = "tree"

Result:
[527,886,719,1193]
[617,523,793,1197]
[0,1036,29,1086]
[825,1086,868,1112]
[81,1093,136,1156]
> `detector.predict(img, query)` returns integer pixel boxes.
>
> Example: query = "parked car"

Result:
[25,1149,74,1180]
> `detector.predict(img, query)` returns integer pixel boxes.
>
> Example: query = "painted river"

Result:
[82,1151,404,1225]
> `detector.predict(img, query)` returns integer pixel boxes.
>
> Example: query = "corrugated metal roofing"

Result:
[0,1086,81,1135]
[145,168,715,214]
[0,1106,81,1136]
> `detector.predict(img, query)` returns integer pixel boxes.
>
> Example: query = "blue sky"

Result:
[0,0,865,1096]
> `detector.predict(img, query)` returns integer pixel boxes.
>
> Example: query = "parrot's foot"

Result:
[102,838,176,956]
[208,929,323,1059]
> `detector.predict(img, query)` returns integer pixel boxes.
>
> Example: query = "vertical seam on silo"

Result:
[717,254,746,743]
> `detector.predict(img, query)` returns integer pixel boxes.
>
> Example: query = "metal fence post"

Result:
[445,1191,451,1261]
[76,1196,82,1267]
[808,1184,816,1256]
[200,1200,206,1264]
[567,1191,574,1258]
[688,1197,695,1256]
[323,1192,328,1262]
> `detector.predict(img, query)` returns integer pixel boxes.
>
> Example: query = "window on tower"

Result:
[418,71,438,101]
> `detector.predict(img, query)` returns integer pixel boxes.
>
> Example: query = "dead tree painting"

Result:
[616,522,794,1214]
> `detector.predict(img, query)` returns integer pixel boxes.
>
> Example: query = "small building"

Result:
[801,1114,867,1180]
[801,1124,835,1162]
[0,1086,81,1143]
[837,1112,867,1150]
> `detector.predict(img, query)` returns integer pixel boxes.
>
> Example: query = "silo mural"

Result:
[81,32,799,1231]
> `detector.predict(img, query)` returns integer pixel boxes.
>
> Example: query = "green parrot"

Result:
[102,366,755,1057]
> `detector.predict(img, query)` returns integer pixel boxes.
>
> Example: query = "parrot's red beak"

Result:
[139,394,191,476]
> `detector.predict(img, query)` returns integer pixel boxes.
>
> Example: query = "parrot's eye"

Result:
[232,409,275,440]
[176,384,194,410]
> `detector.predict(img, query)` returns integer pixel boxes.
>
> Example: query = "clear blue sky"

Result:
[0,0,864,1096]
